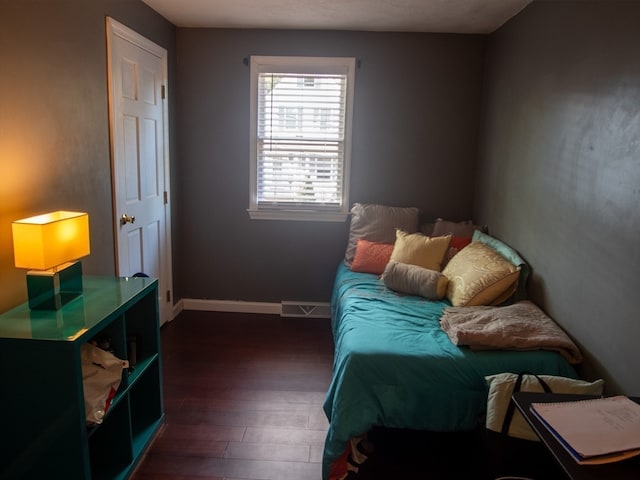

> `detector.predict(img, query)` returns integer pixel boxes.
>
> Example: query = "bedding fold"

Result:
[440,301,582,364]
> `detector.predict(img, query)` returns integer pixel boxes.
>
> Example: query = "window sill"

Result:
[247,209,349,222]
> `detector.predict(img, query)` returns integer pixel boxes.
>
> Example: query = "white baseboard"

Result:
[172,299,184,318]
[181,298,282,315]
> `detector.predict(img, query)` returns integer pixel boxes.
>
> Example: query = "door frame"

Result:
[106,17,174,324]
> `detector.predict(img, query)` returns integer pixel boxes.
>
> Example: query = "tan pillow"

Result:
[389,230,451,272]
[344,204,420,266]
[442,242,519,306]
[382,261,448,300]
[485,373,604,441]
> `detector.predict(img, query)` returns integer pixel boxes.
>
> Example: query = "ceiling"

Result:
[141,0,534,34]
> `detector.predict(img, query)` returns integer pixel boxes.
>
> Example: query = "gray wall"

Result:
[174,29,486,303]
[0,0,176,312]
[476,1,640,394]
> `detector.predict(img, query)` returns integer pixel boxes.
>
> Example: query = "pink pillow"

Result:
[351,239,394,274]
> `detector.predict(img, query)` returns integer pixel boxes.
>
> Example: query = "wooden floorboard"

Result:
[131,310,333,480]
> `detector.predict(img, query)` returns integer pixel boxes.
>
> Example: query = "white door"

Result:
[106,18,173,325]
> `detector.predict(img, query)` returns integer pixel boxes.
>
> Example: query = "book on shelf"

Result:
[530,395,640,465]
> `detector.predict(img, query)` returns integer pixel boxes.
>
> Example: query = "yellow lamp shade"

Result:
[12,211,90,270]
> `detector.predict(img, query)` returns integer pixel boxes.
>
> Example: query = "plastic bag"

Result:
[80,342,129,424]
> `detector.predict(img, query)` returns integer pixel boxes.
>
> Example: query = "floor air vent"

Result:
[281,302,331,318]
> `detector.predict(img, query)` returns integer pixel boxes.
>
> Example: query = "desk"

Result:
[512,392,640,480]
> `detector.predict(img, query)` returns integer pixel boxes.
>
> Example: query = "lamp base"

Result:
[27,261,83,310]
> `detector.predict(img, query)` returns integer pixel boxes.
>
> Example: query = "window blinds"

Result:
[256,72,347,207]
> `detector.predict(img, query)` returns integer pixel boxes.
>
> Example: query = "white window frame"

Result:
[248,56,355,222]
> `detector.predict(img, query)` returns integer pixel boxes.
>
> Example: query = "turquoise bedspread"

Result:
[322,263,577,479]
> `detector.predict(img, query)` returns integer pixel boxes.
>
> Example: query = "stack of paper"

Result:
[530,395,640,465]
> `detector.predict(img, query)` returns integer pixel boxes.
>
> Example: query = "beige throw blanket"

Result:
[440,301,582,364]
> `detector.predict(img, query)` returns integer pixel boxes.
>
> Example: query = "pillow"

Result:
[382,261,448,300]
[485,373,604,441]
[420,222,435,236]
[442,241,520,307]
[443,236,473,265]
[389,230,451,272]
[351,239,394,275]
[450,236,473,251]
[432,218,487,237]
[344,204,420,267]
[472,230,529,302]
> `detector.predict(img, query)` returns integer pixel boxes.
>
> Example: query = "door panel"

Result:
[126,228,143,274]
[123,116,140,203]
[144,220,161,277]
[142,118,159,198]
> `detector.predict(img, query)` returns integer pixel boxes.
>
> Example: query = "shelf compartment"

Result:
[88,398,133,480]
[127,352,159,388]
[124,290,159,370]
[129,359,164,459]
[90,315,127,360]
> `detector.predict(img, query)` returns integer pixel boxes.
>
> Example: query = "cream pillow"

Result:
[382,261,448,300]
[485,373,604,441]
[389,230,451,272]
[442,242,519,306]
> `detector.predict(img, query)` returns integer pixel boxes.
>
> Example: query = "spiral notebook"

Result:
[530,395,640,465]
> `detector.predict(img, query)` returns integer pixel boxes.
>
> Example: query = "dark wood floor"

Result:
[131,310,566,480]
[131,310,334,480]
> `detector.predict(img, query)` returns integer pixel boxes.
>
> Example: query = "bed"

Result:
[321,205,581,480]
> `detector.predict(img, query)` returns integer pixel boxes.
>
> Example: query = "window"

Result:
[249,56,355,221]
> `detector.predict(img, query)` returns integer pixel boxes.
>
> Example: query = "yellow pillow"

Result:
[442,241,520,306]
[389,230,451,272]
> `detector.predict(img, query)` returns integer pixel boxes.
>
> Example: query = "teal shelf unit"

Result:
[0,276,164,480]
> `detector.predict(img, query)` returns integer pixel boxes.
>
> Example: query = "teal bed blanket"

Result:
[322,263,577,479]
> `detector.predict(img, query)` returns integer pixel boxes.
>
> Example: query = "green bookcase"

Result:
[0,276,164,480]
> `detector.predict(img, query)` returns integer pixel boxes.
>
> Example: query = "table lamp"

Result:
[12,211,90,310]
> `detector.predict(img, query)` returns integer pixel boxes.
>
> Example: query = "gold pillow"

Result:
[442,242,520,306]
[389,230,451,272]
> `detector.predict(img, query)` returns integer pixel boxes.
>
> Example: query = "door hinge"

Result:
[163,191,168,204]
[161,84,166,99]
[166,290,171,302]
